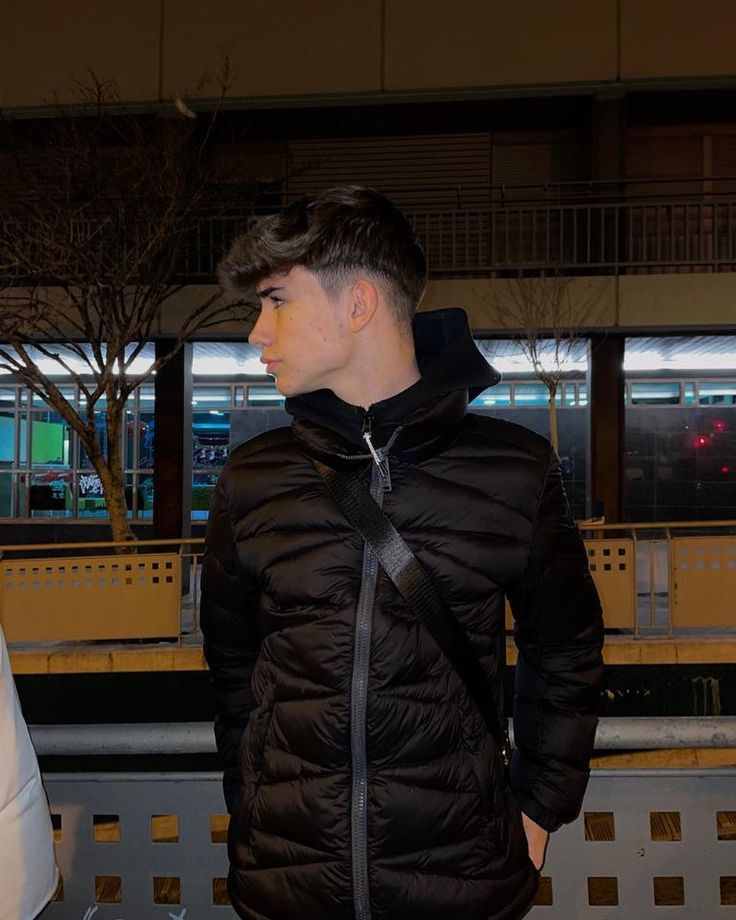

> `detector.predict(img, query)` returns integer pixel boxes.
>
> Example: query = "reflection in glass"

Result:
[470,385,511,408]
[246,386,285,407]
[514,383,562,407]
[626,406,736,521]
[137,413,155,469]
[699,382,736,405]
[30,412,72,467]
[192,386,232,408]
[0,412,15,466]
[79,413,108,469]
[0,472,12,516]
[137,475,154,519]
[193,412,230,467]
[29,471,72,518]
[31,387,76,408]
[77,471,107,517]
[630,382,680,405]
[192,472,218,519]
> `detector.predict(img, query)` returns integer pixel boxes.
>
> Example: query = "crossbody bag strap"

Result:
[313,459,510,767]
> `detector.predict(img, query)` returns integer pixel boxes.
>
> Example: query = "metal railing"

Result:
[33,718,736,919]
[175,196,736,278]
[5,179,736,283]
[3,519,736,642]
[0,537,204,643]
[577,518,736,634]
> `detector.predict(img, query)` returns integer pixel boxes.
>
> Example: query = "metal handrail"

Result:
[1,519,734,555]
[0,536,205,553]
[27,717,736,756]
[578,519,736,531]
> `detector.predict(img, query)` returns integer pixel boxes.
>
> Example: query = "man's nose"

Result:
[248,308,272,347]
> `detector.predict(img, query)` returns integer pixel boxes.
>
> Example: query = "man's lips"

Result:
[261,358,280,374]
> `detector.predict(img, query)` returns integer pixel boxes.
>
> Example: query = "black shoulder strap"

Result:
[313,459,510,766]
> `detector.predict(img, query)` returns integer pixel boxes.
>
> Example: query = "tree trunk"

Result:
[79,406,136,546]
[104,406,136,545]
[548,383,559,453]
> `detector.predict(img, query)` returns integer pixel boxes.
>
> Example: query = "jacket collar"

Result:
[286,308,500,466]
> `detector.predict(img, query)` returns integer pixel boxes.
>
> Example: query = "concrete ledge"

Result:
[7,634,736,674]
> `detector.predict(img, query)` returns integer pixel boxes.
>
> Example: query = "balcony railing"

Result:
[177,192,736,278]
[4,180,735,284]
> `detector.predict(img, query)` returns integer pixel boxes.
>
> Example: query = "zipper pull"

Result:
[362,412,391,490]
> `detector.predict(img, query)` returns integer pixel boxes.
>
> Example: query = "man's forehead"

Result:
[256,268,291,297]
[257,265,323,297]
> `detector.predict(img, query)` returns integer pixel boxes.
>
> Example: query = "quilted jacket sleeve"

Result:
[506,447,604,833]
[201,472,261,814]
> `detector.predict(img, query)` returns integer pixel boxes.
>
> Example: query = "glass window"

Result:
[31,387,76,407]
[578,384,588,407]
[699,382,736,405]
[136,474,154,519]
[630,382,681,405]
[139,386,155,409]
[29,471,72,518]
[563,384,577,407]
[234,386,245,407]
[18,416,27,465]
[192,472,219,519]
[193,411,230,467]
[0,412,15,466]
[79,413,108,469]
[30,412,72,467]
[192,386,233,408]
[137,413,155,469]
[76,471,106,517]
[513,383,562,407]
[246,386,285,407]
[0,388,16,408]
[470,385,511,408]
[0,472,12,516]
[683,383,696,405]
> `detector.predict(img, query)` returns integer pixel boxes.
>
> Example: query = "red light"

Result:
[722,466,730,474]
[695,436,708,447]
[714,420,726,431]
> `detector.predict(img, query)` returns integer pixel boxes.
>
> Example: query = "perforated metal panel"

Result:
[585,538,637,630]
[0,554,180,641]
[672,537,736,628]
[45,773,236,919]
[41,769,736,919]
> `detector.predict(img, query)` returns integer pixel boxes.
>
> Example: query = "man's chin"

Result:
[272,378,300,398]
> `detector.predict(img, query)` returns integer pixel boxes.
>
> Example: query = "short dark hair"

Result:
[217,186,428,336]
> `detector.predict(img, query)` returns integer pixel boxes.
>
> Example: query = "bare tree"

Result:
[495,272,602,452]
[0,74,256,543]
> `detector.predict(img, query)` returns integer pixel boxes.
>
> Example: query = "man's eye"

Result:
[271,297,285,307]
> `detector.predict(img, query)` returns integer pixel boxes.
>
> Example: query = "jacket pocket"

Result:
[240,701,275,830]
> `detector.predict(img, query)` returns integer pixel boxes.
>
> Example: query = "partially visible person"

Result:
[0,624,58,919]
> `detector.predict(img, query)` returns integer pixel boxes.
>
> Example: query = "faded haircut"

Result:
[217,186,428,337]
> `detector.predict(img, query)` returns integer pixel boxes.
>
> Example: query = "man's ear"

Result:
[347,277,379,332]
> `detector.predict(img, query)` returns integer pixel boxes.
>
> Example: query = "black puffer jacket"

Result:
[201,308,604,920]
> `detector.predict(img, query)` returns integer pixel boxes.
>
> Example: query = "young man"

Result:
[201,186,604,920]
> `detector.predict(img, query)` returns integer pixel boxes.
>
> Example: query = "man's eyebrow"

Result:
[256,285,285,299]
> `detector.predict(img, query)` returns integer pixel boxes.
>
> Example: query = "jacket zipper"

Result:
[350,412,390,920]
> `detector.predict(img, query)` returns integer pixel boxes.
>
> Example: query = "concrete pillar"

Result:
[589,333,625,523]
[153,341,192,540]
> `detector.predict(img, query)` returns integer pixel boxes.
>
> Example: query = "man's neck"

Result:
[332,348,421,409]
